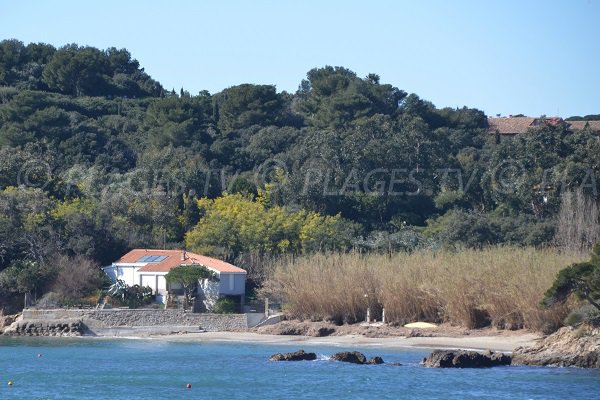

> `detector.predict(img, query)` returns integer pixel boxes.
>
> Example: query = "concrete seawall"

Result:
[17,309,251,336]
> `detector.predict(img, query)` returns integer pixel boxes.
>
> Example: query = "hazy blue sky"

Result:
[2,0,599,117]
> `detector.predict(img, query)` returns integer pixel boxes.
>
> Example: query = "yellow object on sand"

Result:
[403,322,438,329]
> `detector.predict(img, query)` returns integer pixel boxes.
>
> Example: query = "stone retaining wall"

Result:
[20,309,248,334]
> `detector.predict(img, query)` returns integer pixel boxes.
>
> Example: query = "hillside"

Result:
[0,40,599,312]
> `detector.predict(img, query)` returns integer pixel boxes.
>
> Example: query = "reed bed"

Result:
[263,248,583,332]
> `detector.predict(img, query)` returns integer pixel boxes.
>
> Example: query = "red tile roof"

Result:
[567,120,600,133]
[488,117,536,135]
[115,249,246,274]
[489,117,600,135]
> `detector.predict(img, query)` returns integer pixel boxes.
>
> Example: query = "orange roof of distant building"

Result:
[567,120,600,132]
[488,116,600,135]
[115,249,246,274]
[488,117,536,135]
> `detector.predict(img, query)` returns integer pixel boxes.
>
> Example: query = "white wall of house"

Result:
[103,264,246,306]
[157,275,167,292]
[103,263,142,287]
[103,264,170,304]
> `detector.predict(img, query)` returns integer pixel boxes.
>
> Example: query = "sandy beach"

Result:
[112,330,540,353]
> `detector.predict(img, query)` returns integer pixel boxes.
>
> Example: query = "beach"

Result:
[91,329,540,353]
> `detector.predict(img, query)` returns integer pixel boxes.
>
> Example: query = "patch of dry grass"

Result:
[263,248,583,332]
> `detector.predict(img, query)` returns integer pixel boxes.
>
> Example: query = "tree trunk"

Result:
[585,295,600,311]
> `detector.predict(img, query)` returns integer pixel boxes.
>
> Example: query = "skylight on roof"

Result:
[137,255,167,263]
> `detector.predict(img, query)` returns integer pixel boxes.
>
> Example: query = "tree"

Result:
[214,84,283,133]
[143,95,213,149]
[185,194,357,259]
[542,244,600,312]
[294,66,406,129]
[0,259,55,297]
[42,44,111,96]
[0,39,25,85]
[165,264,218,306]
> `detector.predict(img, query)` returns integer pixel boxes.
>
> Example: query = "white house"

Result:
[103,249,246,305]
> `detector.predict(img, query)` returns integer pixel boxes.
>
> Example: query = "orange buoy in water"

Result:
[186,383,191,389]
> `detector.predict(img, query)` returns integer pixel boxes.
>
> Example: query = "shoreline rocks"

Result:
[421,349,511,368]
[0,313,21,334]
[512,324,600,368]
[269,349,391,365]
[2,318,83,337]
[269,349,317,361]
[331,351,386,365]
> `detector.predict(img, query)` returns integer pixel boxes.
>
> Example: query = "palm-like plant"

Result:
[107,279,153,308]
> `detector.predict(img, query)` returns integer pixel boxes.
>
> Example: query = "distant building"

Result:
[488,116,600,137]
[565,120,600,133]
[103,249,246,306]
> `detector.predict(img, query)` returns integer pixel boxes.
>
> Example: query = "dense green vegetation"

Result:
[0,40,598,313]
[543,244,600,312]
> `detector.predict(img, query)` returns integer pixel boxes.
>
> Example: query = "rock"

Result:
[367,356,385,365]
[257,321,337,337]
[0,313,19,333]
[421,349,512,368]
[331,351,367,364]
[306,324,335,337]
[512,324,600,368]
[2,318,84,337]
[269,349,317,361]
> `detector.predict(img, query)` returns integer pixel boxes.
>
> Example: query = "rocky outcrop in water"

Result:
[269,350,389,365]
[331,351,367,364]
[269,349,317,361]
[368,356,385,364]
[421,349,511,368]
[512,324,600,368]
[331,351,386,365]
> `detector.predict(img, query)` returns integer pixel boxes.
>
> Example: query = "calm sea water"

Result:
[0,337,598,399]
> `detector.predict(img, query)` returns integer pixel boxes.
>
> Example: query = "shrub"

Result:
[212,296,237,314]
[542,244,600,312]
[50,254,102,300]
[107,279,153,309]
[564,304,600,327]
[425,210,501,248]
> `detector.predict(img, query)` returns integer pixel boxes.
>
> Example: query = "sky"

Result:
[2,0,599,118]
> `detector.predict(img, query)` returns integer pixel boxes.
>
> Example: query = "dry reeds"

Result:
[263,247,584,332]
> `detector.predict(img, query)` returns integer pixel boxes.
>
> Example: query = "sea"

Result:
[0,337,598,399]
